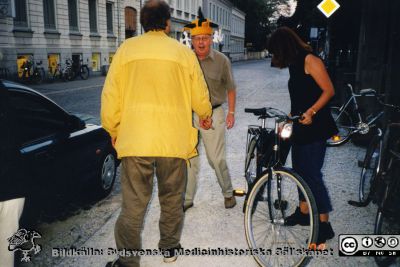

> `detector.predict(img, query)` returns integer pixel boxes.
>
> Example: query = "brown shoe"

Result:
[183,203,193,212]
[224,196,236,209]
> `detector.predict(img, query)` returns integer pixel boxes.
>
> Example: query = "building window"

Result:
[14,0,28,28]
[89,0,98,33]
[109,52,115,65]
[43,0,56,29]
[68,0,79,31]
[48,54,60,74]
[125,7,137,39]
[106,2,113,34]
[92,53,101,72]
[212,5,215,20]
[177,0,181,10]
[17,55,32,78]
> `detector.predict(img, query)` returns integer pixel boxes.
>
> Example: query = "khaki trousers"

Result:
[0,197,25,267]
[185,106,233,206]
[115,157,186,267]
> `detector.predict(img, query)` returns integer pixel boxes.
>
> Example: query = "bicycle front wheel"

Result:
[327,106,353,146]
[33,68,45,84]
[80,65,90,80]
[359,135,382,202]
[245,168,319,267]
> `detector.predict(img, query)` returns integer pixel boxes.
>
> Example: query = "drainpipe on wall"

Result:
[117,0,121,45]
[140,0,143,34]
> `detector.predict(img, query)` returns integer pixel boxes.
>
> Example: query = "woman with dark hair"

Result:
[268,26,338,248]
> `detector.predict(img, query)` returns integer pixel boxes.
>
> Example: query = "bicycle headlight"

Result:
[279,122,293,139]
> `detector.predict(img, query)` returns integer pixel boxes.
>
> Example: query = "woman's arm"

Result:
[300,54,335,125]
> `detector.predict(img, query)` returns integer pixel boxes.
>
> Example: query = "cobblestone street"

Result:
[29,59,378,267]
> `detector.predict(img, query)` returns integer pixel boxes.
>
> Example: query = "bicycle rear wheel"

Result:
[327,106,353,146]
[359,135,382,202]
[80,65,90,80]
[374,210,400,267]
[374,158,400,266]
[245,168,318,267]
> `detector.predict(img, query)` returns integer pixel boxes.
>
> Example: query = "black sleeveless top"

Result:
[288,50,338,144]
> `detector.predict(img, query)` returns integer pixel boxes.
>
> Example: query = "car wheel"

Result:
[95,151,117,197]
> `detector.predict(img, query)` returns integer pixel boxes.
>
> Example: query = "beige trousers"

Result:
[185,106,233,206]
[115,157,186,267]
[0,197,25,267]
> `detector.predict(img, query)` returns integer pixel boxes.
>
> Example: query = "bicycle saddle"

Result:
[245,108,266,116]
[360,88,376,96]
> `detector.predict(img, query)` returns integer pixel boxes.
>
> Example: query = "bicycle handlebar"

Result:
[244,107,266,116]
[377,97,400,111]
[245,107,298,121]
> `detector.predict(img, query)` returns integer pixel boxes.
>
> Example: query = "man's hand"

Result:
[200,117,213,130]
[226,113,235,129]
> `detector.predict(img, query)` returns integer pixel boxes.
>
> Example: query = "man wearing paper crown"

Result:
[183,8,237,211]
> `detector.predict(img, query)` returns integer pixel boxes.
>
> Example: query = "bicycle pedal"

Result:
[274,199,288,210]
[233,189,246,197]
[348,200,369,207]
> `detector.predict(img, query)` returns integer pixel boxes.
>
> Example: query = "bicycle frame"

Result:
[338,84,384,133]
[243,109,294,220]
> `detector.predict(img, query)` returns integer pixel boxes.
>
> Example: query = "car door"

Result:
[8,89,72,197]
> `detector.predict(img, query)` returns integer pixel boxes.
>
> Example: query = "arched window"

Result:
[125,7,137,39]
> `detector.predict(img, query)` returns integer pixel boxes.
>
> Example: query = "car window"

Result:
[8,90,68,145]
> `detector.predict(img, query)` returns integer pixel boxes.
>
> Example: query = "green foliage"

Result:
[232,0,292,51]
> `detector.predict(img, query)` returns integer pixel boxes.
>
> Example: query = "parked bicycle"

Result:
[75,59,90,80]
[328,84,384,146]
[48,63,65,82]
[64,58,90,81]
[19,59,45,84]
[236,107,318,267]
[347,101,400,203]
[348,103,400,267]
[63,59,75,81]
[373,123,400,267]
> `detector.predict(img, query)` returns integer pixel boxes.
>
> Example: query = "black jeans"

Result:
[292,140,333,214]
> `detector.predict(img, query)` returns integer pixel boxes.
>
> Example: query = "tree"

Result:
[232,0,292,51]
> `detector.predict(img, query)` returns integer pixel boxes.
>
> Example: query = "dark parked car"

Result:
[1,80,118,201]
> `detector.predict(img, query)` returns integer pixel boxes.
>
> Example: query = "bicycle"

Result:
[48,63,65,82]
[374,132,400,267]
[19,59,45,84]
[63,58,90,81]
[237,107,319,267]
[373,123,400,267]
[348,116,400,266]
[77,59,90,80]
[348,102,400,203]
[63,59,75,81]
[328,84,384,146]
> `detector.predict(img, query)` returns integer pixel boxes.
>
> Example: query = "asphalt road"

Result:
[20,59,379,267]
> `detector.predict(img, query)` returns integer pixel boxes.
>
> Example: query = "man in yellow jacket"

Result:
[101,1,212,266]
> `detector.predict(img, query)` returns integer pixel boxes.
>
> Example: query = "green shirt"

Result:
[199,49,236,106]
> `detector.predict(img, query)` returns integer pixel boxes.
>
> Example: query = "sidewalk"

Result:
[55,60,377,267]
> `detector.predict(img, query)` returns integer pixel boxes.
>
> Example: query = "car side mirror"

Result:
[68,115,85,130]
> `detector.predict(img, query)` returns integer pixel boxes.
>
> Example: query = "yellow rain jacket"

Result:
[101,31,212,160]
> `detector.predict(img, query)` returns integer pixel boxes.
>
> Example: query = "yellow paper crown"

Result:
[183,8,218,36]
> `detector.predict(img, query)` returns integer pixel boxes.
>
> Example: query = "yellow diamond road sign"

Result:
[318,0,340,18]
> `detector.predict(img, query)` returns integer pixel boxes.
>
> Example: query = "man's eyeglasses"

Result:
[191,36,211,42]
